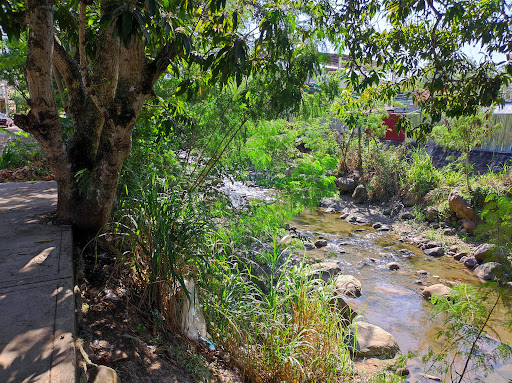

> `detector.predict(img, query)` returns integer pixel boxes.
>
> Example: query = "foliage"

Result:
[404,149,442,200]
[116,174,209,329]
[0,133,50,175]
[200,238,354,382]
[0,37,28,111]
[476,193,512,251]
[333,85,389,172]
[431,110,499,191]
[426,284,512,382]
[362,142,408,202]
[326,0,512,136]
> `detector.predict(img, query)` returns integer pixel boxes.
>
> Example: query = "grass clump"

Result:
[200,239,354,382]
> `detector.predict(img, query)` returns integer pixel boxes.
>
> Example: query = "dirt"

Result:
[77,249,243,383]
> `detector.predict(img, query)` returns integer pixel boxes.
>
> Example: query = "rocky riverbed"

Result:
[283,194,512,382]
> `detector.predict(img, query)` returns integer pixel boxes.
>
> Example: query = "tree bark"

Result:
[14,1,175,241]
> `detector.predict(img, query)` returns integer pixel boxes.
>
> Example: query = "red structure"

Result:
[380,113,405,142]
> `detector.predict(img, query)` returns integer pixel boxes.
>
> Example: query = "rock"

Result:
[339,213,349,220]
[400,211,414,220]
[315,239,328,248]
[415,280,423,285]
[403,196,416,207]
[453,252,468,260]
[333,295,358,323]
[356,216,369,224]
[334,275,362,298]
[347,215,357,223]
[422,284,451,299]
[308,261,342,282]
[104,289,120,302]
[88,365,121,383]
[382,208,392,216]
[426,207,439,222]
[336,177,357,194]
[386,262,400,271]
[378,225,391,231]
[474,262,500,281]
[303,242,316,251]
[473,243,496,262]
[450,245,458,252]
[319,197,339,208]
[352,185,367,204]
[421,241,440,250]
[462,219,476,233]
[461,256,478,269]
[448,190,475,220]
[417,270,428,276]
[348,322,401,358]
[323,207,337,213]
[372,222,382,229]
[429,222,440,229]
[424,247,444,257]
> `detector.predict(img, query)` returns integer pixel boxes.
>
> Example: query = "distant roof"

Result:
[493,104,512,114]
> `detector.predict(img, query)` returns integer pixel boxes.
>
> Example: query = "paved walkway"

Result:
[0,181,75,383]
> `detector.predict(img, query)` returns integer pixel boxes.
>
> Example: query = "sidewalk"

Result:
[0,181,75,383]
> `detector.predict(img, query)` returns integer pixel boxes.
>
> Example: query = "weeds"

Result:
[425,284,512,383]
[200,238,354,382]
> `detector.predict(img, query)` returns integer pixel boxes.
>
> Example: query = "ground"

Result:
[77,245,243,383]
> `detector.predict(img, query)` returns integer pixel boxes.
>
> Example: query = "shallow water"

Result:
[290,209,512,383]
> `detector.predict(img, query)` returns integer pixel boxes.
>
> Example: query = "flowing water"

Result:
[220,180,512,382]
[290,209,512,383]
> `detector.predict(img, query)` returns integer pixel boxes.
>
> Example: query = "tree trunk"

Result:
[13,2,176,242]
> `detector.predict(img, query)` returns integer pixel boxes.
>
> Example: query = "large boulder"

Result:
[336,177,357,194]
[425,207,439,222]
[424,247,445,257]
[334,274,362,298]
[348,322,401,358]
[474,262,500,281]
[422,284,451,299]
[352,185,368,204]
[308,261,342,282]
[461,256,479,269]
[448,190,475,220]
[473,243,496,262]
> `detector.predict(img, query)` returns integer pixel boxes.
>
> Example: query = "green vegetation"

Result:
[2,0,512,380]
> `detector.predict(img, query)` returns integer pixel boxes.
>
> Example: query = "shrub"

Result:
[405,149,441,200]
[200,238,354,382]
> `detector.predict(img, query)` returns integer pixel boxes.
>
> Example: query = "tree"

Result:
[0,0,332,239]
[315,0,512,137]
[431,110,498,191]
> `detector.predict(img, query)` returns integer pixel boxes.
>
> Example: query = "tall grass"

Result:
[199,237,354,382]
[116,174,209,330]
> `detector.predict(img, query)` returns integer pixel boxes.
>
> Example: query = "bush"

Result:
[357,141,407,202]
[405,149,441,200]
[200,238,354,382]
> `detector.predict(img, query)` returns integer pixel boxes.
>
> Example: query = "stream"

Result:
[221,180,512,382]
[291,209,512,383]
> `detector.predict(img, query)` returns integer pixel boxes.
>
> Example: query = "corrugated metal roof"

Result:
[493,104,512,114]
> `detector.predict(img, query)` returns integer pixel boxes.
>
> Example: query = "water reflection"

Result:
[290,209,512,382]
